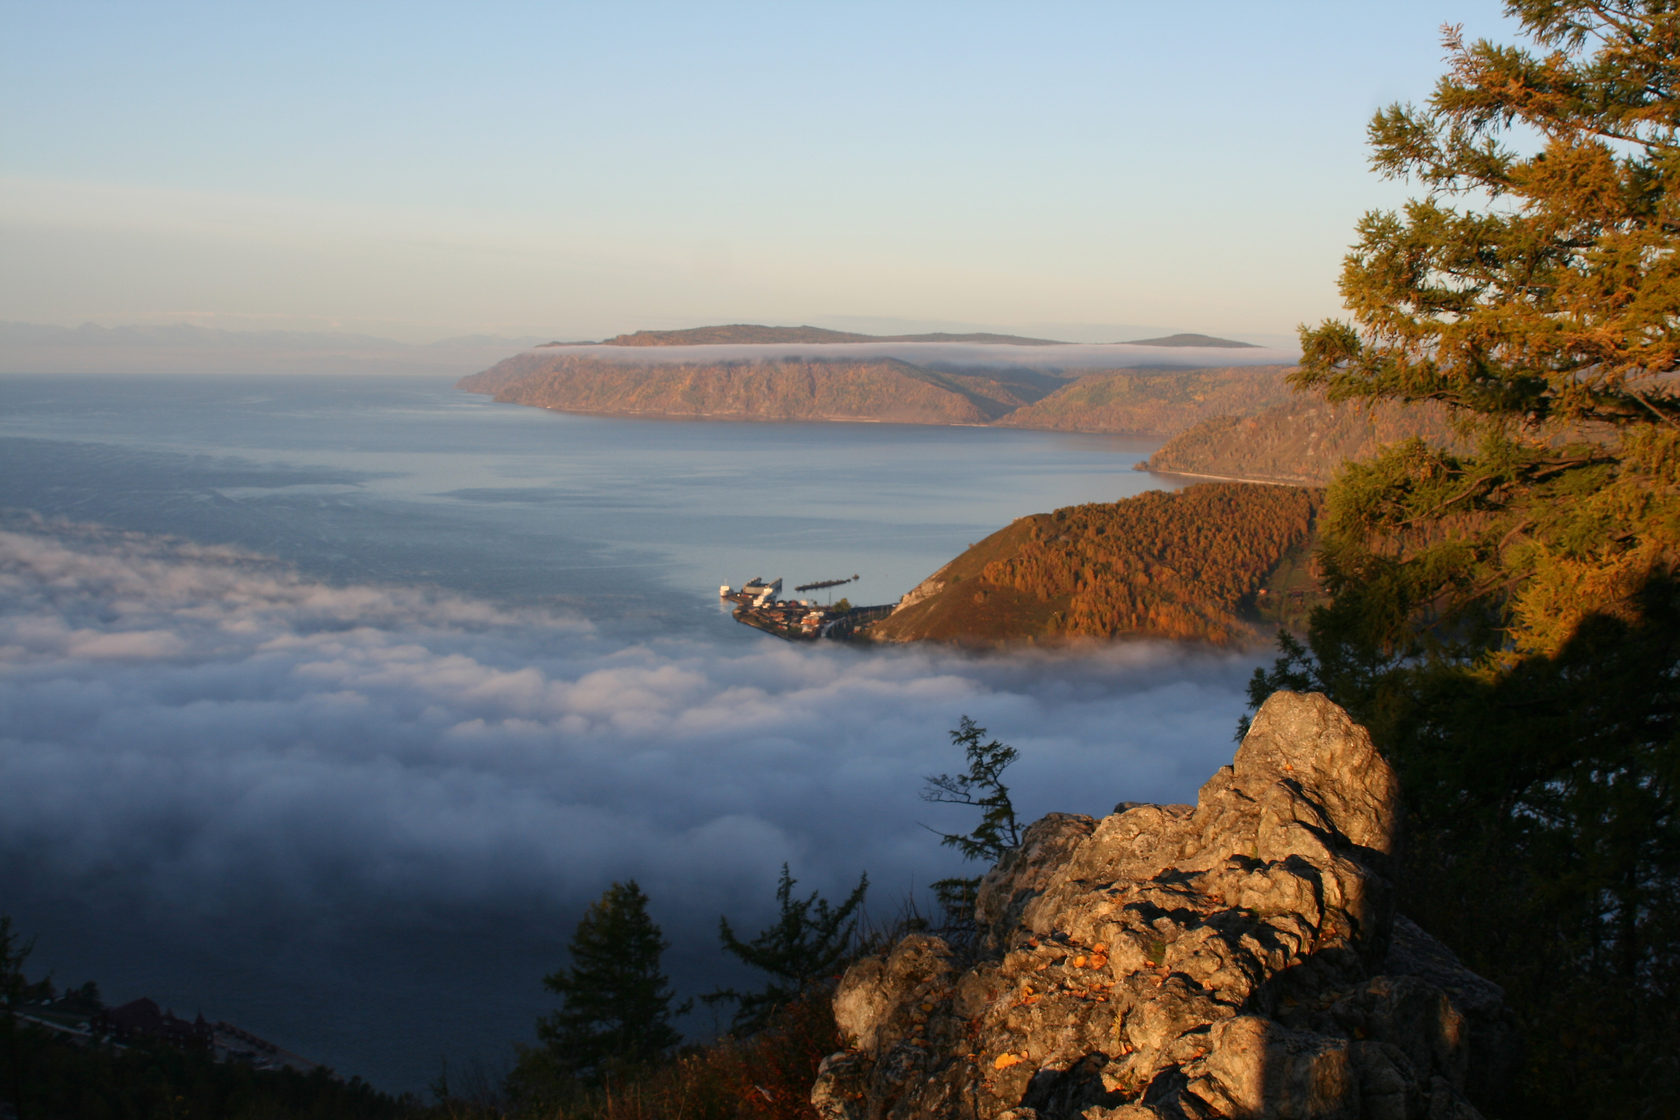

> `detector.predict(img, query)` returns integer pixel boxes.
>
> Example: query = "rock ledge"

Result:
[812,692,1514,1120]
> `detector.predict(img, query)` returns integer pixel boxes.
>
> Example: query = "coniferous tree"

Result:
[706,864,868,1035]
[1292,3,1680,663]
[1253,4,1680,1113]
[1,916,34,1120]
[922,717,1022,920]
[535,881,681,1078]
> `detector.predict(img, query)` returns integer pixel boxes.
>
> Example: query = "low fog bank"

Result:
[0,322,1296,379]
[0,323,1298,379]
[0,516,1266,1088]
[536,341,1299,371]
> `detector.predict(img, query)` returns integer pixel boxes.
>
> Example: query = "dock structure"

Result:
[720,576,783,606]
[722,574,893,641]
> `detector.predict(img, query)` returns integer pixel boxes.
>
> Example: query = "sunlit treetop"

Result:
[1301,0,1679,423]
[1296,0,1680,659]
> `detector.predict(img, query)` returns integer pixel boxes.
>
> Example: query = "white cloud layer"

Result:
[0,516,1266,1086]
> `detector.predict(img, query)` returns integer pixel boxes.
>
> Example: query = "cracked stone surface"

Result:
[812,692,1516,1120]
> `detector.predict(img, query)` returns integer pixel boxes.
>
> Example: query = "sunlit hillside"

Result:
[869,482,1323,646]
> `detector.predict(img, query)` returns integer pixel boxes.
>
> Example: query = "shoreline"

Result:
[1136,466,1311,488]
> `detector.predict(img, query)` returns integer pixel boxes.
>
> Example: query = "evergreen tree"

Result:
[1293,2,1680,664]
[1256,4,1680,1113]
[1,915,34,1120]
[706,864,868,1035]
[536,881,681,1078]
[922,716,1022,921]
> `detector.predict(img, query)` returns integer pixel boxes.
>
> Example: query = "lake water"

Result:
[0,373,1267,1092]
[0,374,1181,624]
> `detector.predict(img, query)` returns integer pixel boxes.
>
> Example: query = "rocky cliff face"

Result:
[812,692,1514,1120]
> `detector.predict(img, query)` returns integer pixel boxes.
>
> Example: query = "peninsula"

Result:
[865,482,1324,648]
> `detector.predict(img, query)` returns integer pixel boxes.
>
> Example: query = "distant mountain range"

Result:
[543,324,1259,348]
[0,319,1264,377]
[457,356,1297,433]
[460,327,1292,434]
[1119,332,1258,348]
[557,324,1066,347]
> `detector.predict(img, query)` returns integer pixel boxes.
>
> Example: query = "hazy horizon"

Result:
[0,318,1299,376]
[3,3,1519,343]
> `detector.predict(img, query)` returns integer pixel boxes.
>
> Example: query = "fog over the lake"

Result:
[0,515,1262,1081]
[0,326,1297,378]
[2,516,1258,921]
[0,372,1273,1088]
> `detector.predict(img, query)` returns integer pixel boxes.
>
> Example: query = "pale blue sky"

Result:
[2,2,1517,344]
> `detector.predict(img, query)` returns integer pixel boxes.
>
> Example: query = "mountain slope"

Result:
[995,366,1298,435]
[1142,394,1466,484]
[868,482,1323,647]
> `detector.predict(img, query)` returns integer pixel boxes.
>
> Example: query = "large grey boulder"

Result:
[812,691,1514,1120]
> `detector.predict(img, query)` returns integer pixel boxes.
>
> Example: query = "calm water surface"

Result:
[0,373,1178,629]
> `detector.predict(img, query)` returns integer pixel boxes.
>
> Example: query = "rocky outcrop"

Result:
[812,692,1515,1120]
[891,573,948,614]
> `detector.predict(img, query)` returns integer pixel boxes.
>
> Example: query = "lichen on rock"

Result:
[812,691,1515,1120]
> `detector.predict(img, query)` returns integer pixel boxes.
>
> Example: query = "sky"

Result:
[1,1,1520,347]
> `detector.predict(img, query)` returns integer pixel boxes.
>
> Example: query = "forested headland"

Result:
[868,482,1323,646]
[991,365,1298,434]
